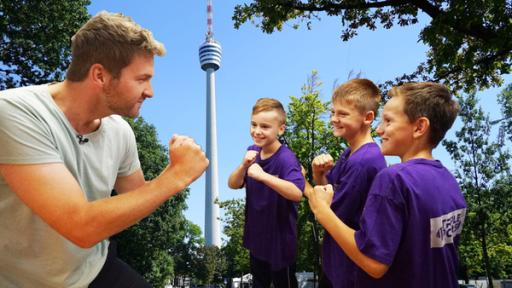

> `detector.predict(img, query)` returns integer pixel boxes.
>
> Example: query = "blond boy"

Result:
[309,79,386,288]
[229,98,304,288]
[307,82,466,288]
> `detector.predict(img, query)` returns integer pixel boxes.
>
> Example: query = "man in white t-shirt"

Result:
[0,11,208,288]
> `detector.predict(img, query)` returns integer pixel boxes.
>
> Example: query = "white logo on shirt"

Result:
[430,208,466,248]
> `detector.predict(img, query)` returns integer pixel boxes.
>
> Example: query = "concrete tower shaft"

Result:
[198,0,222,247]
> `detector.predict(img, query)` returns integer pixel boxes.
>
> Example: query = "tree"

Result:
[219,198,250,282]
[0,0,90,90]
[113,117,192,288]
[443,92,512,286]
[172,221,205,285]
[232,0,512,92]
[497,83,512,143]
[194,246,227,287]
[284,71,344,281]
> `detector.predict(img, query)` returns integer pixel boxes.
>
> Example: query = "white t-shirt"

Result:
[0,84,141,287]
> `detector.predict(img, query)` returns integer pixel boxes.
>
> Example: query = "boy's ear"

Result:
[278,124,286,136]
[363,111,375,125]
[413,117,430,139]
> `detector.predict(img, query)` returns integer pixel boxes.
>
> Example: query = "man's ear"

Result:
[413,117,430,139]
[89,64,109,87]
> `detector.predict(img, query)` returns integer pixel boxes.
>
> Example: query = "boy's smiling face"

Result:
[376,96,415,158]
[250,110,285,148]
[330,99,368,141]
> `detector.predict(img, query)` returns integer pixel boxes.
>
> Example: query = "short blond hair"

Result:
[66,11,166,81]
[252,98,286,124]
[332,78,381,115]
[388,82,459,148]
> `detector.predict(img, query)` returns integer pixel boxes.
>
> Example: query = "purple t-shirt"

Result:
[355,158,467,288]
[323,142,386,288]
[243,144,305,270]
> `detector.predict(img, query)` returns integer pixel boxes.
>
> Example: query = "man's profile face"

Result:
[104,53,155,118]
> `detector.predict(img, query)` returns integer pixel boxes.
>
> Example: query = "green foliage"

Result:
[285,70,344,176]
[128,117,169,180]
[497,83,512,143]
[194,246,227,286]
[443,92,512,283]
[173,221,205,280]
[284,71,344,274]
[486,178,512,279]
[233,0,512,92]
[0,0,91,90]
[219,198,250,279]
[113,117,193,288]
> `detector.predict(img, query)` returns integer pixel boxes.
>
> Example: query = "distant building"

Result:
[230,272,316,288]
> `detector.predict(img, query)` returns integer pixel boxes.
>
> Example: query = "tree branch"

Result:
[434,48,511,82]
[279,0,409,12]
[411,0,498,40]
[278,0,500,41]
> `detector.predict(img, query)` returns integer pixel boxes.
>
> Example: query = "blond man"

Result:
[0,11,208,287]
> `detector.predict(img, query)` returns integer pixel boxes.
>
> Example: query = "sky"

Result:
[87,1,511,243]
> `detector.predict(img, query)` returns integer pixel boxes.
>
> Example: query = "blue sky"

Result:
[88,1,510,242]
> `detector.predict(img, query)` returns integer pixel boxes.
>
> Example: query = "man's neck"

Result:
[48,81,104,135]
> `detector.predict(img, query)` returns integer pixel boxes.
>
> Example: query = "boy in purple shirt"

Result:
[310,79,386,288]
[228,98,305,288]
[306,82,466,288]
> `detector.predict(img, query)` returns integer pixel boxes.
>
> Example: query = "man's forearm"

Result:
[69,167,190,248]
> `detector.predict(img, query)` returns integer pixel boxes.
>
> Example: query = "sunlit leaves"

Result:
[233,0,512,92]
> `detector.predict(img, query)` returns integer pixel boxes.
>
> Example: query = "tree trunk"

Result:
[480,220,493,288]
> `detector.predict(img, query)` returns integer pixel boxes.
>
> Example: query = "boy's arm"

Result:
[228,150,258,189]
[228,164,248,189]
[312,154,334,185]
[312,172,329,186]
[247,163,302,202]
[305,185,389,279]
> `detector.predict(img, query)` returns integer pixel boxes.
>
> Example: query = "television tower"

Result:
[199,0,221,247]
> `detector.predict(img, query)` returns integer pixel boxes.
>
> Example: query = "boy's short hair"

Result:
[332,78,381,115]
[388,82,460,148]
[66,11,166,81]
[252,98,286,124]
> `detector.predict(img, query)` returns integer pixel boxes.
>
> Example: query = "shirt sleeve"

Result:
[354,170,405,265]
[280,152,305,192]
[116,118,141,177]
[0,98,61,164]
